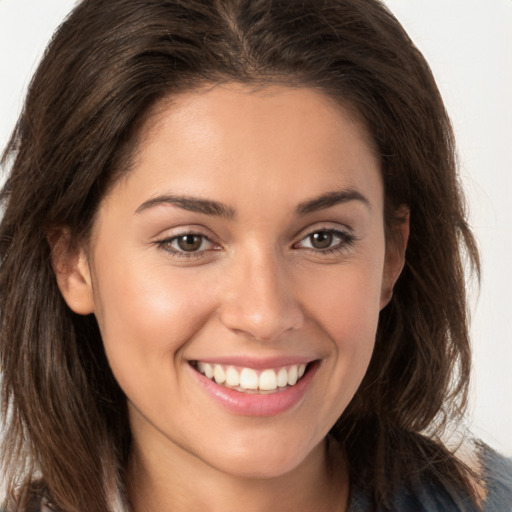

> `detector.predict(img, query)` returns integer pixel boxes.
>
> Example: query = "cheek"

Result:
[303,263,383,344]
[299,261,384,401]
[90,256,218,382]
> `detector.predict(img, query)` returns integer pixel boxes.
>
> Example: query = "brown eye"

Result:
[176,234,204,252]
[309,231,333,249]
[294,228,356,254]
[157,232,218,258]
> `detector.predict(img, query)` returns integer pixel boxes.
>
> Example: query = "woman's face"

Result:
[60,84,406,479]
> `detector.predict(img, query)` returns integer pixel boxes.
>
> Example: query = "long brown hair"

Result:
[1,0,480,510]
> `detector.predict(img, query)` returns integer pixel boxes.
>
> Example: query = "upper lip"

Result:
[188,355,317,370]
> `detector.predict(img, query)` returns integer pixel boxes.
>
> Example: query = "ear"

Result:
[49,229,95,315]
[380,206,410,309]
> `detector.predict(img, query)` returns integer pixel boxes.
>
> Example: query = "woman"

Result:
[1,0,510,510]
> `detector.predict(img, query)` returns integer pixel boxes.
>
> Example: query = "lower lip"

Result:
[190,363,318,417]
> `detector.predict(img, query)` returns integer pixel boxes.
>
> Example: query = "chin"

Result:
[200,433,323,480]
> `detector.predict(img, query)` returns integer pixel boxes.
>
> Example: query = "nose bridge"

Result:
[219,243,304,341]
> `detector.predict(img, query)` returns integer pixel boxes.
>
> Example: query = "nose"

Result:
[218,248,304,342]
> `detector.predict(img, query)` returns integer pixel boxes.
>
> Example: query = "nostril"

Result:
[218,301,304,342]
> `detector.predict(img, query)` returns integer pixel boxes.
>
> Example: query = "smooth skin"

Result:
[55,84,408,511]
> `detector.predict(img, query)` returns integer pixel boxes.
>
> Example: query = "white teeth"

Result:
[197,361,214,379]
[225,366,240,387]
[204,363,213,379]
[288,365,298,386]
[277,367,288,387]
[239,368,259,390]
[196,362,309,392]
[259,369,277,391]
[213,365,226,384]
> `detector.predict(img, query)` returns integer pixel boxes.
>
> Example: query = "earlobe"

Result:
[49,229,95,315]
[380,207,410,309]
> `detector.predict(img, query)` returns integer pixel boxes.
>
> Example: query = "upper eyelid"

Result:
[153,225,218,242]
[155,234,219,260]
[297,229,348,242]
[293,224,353,241]
[154,225,354,248]
[160,232,216,246]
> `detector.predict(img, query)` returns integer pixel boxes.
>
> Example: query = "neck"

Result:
[126,435,349,512]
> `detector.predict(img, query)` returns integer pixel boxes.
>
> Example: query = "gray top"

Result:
[6,444,512,511]
[348,445,512,511]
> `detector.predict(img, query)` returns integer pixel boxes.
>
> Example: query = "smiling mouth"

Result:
[191,361,313,394]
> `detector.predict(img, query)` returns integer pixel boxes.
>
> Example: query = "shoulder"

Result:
[348,478,479,512]
[479,443,512,511]
[348,443,512,512]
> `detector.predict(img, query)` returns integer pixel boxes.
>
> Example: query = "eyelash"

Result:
[155,228,357,259]
[293,228,357,255]
[155,231,218,259]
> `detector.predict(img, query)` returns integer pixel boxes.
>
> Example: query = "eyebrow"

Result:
[135,188,370,218]
[135,194,235,218]
[296,189,370,216]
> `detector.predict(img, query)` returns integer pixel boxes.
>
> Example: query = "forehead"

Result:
[106,83,382,215]
[143,83,375,158]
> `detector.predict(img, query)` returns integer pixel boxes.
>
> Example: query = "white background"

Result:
[1,1,511,456]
